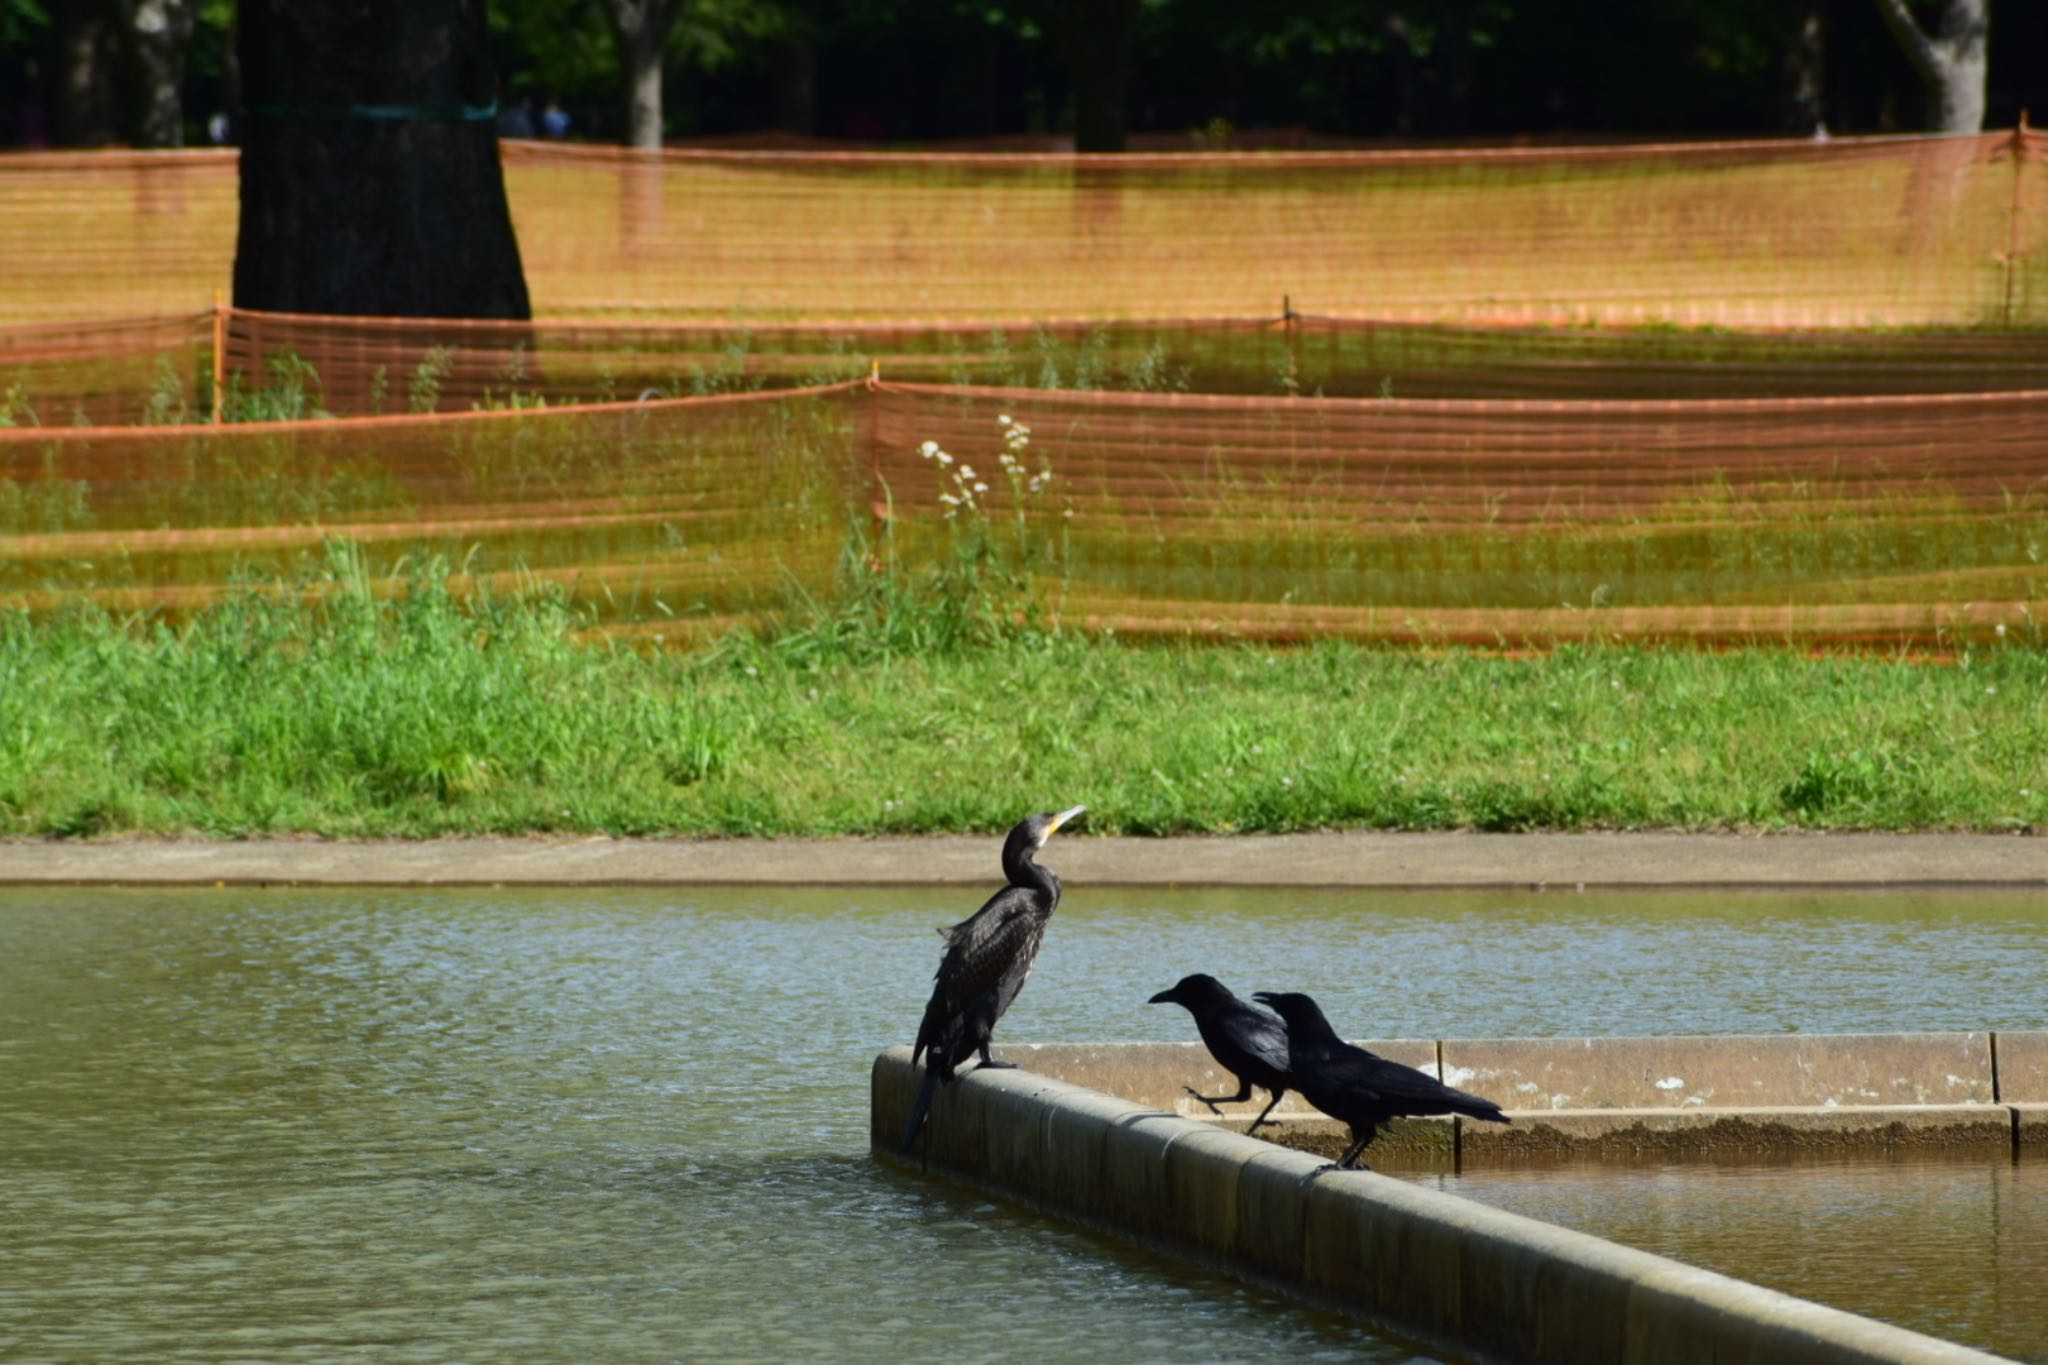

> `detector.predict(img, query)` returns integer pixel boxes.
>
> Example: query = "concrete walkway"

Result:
[3,830,2047,887]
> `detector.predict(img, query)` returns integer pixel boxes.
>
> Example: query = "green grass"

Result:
[2,561,2043,838]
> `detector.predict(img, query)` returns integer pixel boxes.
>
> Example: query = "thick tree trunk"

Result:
[110,0,198,148]
[770,34,817,137]
[623,27,664,149]
[1054,0,1139,153]
[233,0,530,318]
[1430,0,1479,136]
[602,0,676,150]
[1783,8,1826,136]
[1872,0,1988,133]
[53,2,120,147]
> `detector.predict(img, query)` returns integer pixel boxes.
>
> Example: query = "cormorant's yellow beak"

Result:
[1046,804,1086,836]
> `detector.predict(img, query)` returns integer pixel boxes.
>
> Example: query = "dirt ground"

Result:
[3,829,2047,887]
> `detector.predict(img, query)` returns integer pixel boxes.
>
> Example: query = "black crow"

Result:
[1148,973,1292,1135]
[1252,990,1509,1169]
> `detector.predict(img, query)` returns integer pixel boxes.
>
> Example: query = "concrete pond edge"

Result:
[869,1049,2016,1365]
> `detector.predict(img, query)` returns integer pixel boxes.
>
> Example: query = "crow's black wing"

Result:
[1214,1002,1292,1078]
[1318,1043,1505,1121]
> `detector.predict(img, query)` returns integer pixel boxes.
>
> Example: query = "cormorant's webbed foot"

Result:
[976,1058,1020,1071]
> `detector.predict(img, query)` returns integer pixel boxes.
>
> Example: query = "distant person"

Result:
[498,97,536,139]
[21,97,48,149]
[539,96,570,140]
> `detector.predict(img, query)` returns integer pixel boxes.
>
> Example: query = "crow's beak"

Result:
[1251,991,1277,1006]
[1146,988,1174,1005]
[1045,804,1086,836]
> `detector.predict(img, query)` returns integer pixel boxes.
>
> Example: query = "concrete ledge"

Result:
[1463,1104,2014,1158]
[1995,1032,2048,1102]
[872,1048,2004,1365]
[1000,1034,2028,1162]
[992,1039,1437,1119]
[1441,1033,1997,1111]
[1228,1112,1457,1161]
[1999,1035,2048,1148]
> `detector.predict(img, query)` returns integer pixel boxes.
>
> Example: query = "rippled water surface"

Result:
[1436,1157,2045,1363]
[2,884,2044,1362]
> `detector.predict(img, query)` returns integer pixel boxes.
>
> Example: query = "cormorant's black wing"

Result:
[913,885,1044,1057]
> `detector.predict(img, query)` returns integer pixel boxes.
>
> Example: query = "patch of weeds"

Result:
[408,346,456,413]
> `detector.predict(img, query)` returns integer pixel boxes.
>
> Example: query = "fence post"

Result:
[2006,111,2031,328]
[211,289,227,424]
[865,358,889,560]
[1282,293,1301,396]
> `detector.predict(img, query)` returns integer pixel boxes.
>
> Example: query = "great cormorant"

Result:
[1252,990,1510,1169]
[1148,973,1292,1136]
[900,804,1085,1154]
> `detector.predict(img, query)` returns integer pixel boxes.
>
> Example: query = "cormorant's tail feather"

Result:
[899,1065,942,1154]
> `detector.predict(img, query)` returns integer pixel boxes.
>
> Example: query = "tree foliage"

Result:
[0,0,2038,149]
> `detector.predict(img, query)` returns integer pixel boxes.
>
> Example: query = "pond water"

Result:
[3,883,2044,1362]
[1436,1156,2045,1363]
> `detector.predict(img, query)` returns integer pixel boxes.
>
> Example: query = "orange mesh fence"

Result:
[0,384,865,629]
[3,131,2044,327]
[8,306,2048,425]
[0,150,238,325]
[502,133,2040,326]
[5,379,2044,646]
[871,382,2048,646]
[0,312,213,425]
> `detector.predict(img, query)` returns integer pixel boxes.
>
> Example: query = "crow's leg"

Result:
[1183,1077,1253,1116]
[1335,1125,1378,1170]
[1242,1089,1285,1137]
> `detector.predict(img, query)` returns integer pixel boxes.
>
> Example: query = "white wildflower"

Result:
[919,440,940,459]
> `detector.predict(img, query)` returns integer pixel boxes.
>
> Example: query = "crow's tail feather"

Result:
[1446,1091,1512,1125]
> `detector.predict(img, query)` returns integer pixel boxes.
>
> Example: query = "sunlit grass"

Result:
[2,555,2043,838]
